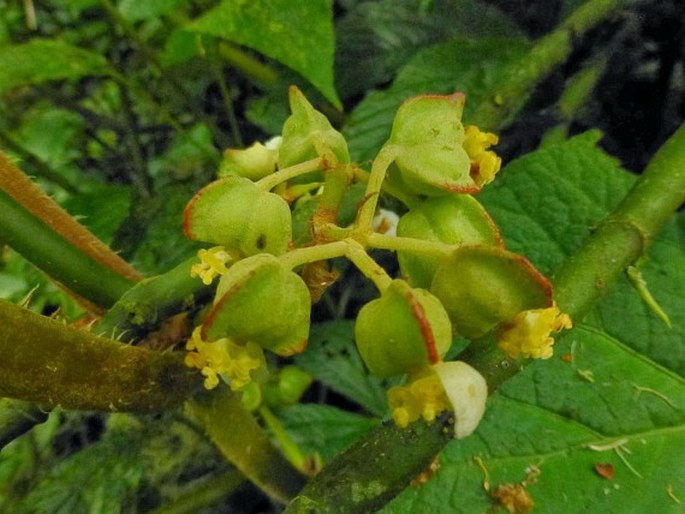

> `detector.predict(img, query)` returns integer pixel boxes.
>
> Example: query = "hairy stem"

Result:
[0,151,143,285]
[0,299,201,411]
[0,188,135,308]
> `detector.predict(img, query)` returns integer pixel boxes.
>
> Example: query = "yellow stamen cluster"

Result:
[387,371,451,428]
[185,327,265,390]
[463,125,502,187]
[190,246,232,285]
[497,304,572,360]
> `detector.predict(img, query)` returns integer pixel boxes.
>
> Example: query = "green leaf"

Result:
[383,327,685,513]
[189,0,340,108]
[278,404,379,463]
[63,183,131,244]
[343,37,530,162]
[295,320,392,418]
[17,428,144,514]
[0,39,110,94]
[479,131,635,275]
[118,0,185,22]
[335,0,522,98]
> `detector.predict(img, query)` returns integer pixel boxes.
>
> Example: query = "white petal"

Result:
[433,361,488,439]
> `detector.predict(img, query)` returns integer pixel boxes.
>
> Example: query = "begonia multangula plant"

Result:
[183,86,572,436]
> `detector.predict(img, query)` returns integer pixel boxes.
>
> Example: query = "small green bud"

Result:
[183,176,292,256]
[430,246,553,339]
[202,254,311,356]
[355,280,452,377]
[264,365,313,407]
[386,93,475,196]
[278,86,349,169]
[218,138,280,181]
[397,195,503,287]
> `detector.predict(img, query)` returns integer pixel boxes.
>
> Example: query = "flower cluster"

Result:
[180,88,572,438]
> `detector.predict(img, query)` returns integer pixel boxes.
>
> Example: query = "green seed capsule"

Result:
[397,195,503,287]
[202,254,311,356]
[430,246,553,339]
[386,93,476,196]
[355,280,452,377]
[183,176,292,256]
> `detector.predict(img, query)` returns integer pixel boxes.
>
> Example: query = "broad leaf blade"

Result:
[0,39,110,94]
[383,328,685,513]
[189,0,340,108]
[278,404,379,463]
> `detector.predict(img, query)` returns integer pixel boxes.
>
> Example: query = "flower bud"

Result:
[432,361,487,439]
[201,254,311,356]
[355,279,452,377]
[430,246,553,339]
[218,138,280,181]
[386,93,475,196]
[183,176,292,256]
[278,86,349,169]
[397,195,503,287]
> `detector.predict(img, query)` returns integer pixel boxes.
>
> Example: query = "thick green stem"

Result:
[98,256,211,340]
[471,0,626,131]
[0,299,201,411]
[187,387,306,504]
[554,122,685,319]
[284,413,453,514]
[0,189,135,308]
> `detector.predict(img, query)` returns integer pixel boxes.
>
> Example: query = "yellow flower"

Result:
[387,371,451,428]
[463,125,502,187]
[185,327,265,390]
[190,246,233,285]
[497,304,572,360]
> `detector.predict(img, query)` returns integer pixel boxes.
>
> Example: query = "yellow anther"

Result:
[190,246,233,285]
[497,304,572,360]
[463,125,502,187]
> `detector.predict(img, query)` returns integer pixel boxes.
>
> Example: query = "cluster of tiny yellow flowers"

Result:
[190,246,233,285]
[185,327,265,390]
[463,125,502,187]
[497,304,573,359]
[387,371,451,428]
